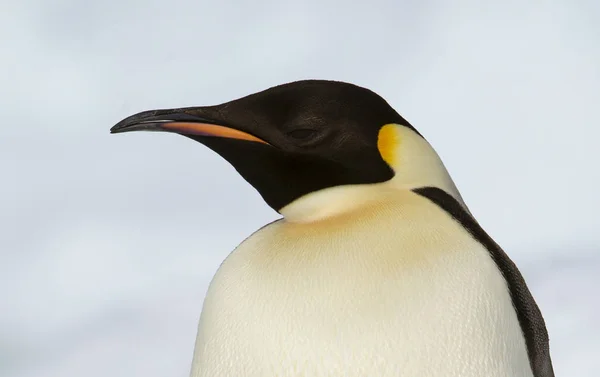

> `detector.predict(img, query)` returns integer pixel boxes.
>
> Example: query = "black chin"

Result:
[185,136,394,212]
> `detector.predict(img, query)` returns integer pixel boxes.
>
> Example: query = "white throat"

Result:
[280,124,468,223]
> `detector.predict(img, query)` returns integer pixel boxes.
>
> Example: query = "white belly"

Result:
[190,193,532,377]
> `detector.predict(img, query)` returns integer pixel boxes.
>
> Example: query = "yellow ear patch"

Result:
[377,124,401,167]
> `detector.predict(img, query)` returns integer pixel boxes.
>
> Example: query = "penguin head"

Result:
[111,80,461,221]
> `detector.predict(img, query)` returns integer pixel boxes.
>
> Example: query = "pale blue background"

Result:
[2,1,599,376]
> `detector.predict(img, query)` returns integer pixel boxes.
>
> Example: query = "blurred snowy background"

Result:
[2,0,598,376]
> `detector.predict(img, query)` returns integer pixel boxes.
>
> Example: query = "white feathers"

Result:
[190,190,532,376]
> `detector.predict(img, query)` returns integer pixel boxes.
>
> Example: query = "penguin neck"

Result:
[279,124,468,224]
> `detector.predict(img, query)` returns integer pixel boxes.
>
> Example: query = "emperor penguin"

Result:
[111,80,554,377]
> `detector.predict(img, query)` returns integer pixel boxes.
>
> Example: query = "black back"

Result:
[414,187,555,377]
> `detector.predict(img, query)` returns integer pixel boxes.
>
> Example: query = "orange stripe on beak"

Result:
[161,122,269,145]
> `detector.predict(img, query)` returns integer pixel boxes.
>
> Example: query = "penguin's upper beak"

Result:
[110,108,269,145]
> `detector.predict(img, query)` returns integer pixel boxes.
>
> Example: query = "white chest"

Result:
[190,195,532,377]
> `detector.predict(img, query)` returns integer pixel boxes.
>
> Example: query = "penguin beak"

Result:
[110,109,269,145]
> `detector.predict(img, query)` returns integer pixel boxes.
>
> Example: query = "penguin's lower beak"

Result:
[110,109,268,145]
